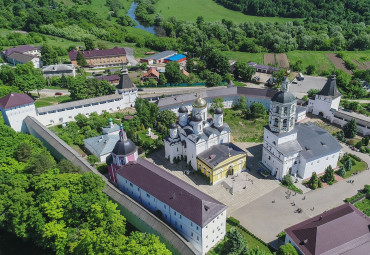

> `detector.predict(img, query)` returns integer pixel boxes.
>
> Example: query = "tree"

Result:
[41,44,58,65]
[343,119,357,138]
[234,96,247,110]
[211,97,224,111]
[234,62,255,81]
[186,56,195,72]
[282,175,293,186]
[308,172,319,190]
[13,62,45,94]
[223,228,248,255]
[158,73,167,85]
[83,37,95,51]
[323,165,335,184]
[27,152,56,175]
[306,64,316,75]
[13,142,33,163]
[87,155,99,165]
[291,60,303,72]
[343,157,353,172]
[57,159,81,173]
[307,89,320,98]
[165,61,182,84]
[157,110,177,130]
[274,70,286,85]
[337,166,346,177]
[76,51,88,67]
[205,49,230,76]
[336,131,346,142]
[250,103,266,117]
[276,243,298,255]
[206,73,222,87]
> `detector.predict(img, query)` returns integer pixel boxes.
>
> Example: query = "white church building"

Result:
[164,96,231,170]
[262,77,342,180]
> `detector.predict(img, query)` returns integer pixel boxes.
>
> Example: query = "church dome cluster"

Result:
[214,107,223,114]
[178,105,188,113]
[193,96,207,108]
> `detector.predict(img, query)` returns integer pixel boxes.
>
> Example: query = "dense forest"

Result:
[214,0,370,24]
[0,120,171,254]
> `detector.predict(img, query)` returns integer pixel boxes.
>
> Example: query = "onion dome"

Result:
[192,114,202,122]
[214,107,223,114]
[193,96,207,108]
[112,139,137,156]
[170,123,177,129]
[178,105,188,113]
[108,118,113,122]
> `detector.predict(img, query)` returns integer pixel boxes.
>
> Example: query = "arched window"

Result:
[291,105,295,112]
[283,119,287,127]
[290,117,294,126]
[274,118,278,127]
[284,107,288,114]
[275,106,279,113]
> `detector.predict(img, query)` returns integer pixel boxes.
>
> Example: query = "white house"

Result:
[261,77,342,180]
[6,52,43,68]
[164,96,231,170]
[42,64,76,78]
[116,158,227,255]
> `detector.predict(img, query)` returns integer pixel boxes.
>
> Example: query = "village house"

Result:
[140,50,177,64]
[142,67,160,82]
[2,45,42,68]
[68,47,127,68]
[42,64,76,78]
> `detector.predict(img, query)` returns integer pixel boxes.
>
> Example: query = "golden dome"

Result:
[193,96,206,108]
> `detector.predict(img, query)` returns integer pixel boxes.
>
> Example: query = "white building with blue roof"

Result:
[262,77,342,180]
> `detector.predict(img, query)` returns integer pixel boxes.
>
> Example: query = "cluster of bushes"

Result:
[345,185,370,203]
[282,175,303,194]
[0,32,46,47]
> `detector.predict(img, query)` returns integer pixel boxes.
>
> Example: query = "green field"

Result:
[286,50,334,74]
[341,50,370,63]
[355,198,370,216]
[224,51,265,64]
[34,95,72,108]
[156,0,301,24]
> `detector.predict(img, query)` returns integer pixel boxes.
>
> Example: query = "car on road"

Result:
[55,92,63,96]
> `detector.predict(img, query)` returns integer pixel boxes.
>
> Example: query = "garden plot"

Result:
[264,53,275,66]
[327,53,352,75]
[276,54,289,68]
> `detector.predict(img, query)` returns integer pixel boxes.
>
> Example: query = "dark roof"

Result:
[142,50,177,61]
[285,203,370,255]
[117,74,135,91]
[68,47,126,60]
[214,107,223,114]
[97,74,120,82]
[112,137,137,156]
[192,114,202,122]
[317,74,341,98]
[197,143,246,168]
[0,93,34,109]
[7,52,37,63]
[170,123,177,129]
[271,90,296,104]
[116,158,227,227]
[3,45,39,56]
[178,105,188,113]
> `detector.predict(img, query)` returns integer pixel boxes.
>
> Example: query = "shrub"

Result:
[87,155,99,165]
[228,217,240,226]
[308,172,319,190]
[323,165,335,184]
[337,166,346,177]
[277,231,286,241]
[282,175,293,186]
[277,243,298,255]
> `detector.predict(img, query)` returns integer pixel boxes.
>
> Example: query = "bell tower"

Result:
[269,77,297,133]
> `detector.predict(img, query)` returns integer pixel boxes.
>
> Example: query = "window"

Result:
[191,232,193,237]
[206,235,208,239]
[180,215,182,219]
[146,193,150,198]
[196,226,199,230]
[283,119,287,127]
[268,156,271,160]
[275,106,279,113]
[284,107,288,114]
[164,205,166,209]
[174,212,176,216]
[180,225,182,229]
[197,236,199,241]
[274,118,278,127]
[129,183,133,187]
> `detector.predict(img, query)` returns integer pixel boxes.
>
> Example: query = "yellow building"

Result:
[197,143,247,185]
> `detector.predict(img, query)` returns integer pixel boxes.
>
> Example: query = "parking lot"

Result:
[289,75,327,98]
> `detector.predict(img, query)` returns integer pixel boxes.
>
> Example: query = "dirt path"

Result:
[327,53,353,75]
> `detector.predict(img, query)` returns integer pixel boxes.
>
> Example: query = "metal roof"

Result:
[334,109,370,128]
[83,134,119,156]
[0,93,34,109]
[42,64,75,72]
[7,52,38,63]
[116,158,227,227]
[197,143,246,168]
[68,47,126,60]
[317,74,341,98]
[37,93,122,113]
[142,51,177,61]
[165,54,186,61]
[285,203,370,255]
[3,45,40,56]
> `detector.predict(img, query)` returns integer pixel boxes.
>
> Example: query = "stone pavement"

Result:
[231,141,370,244]
[146,143,280,215]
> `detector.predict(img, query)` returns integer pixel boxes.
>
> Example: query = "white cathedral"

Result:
[164,96,231,170]
[262,77,342,180]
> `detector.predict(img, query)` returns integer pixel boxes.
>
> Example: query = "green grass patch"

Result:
[156,0,300,24]
[286,50,334,75]
[338,154,368,179]
[340,50,370,64]
[137,129,158,144]
[224,51,265,64]
[355,198,370,216]
[208,221,272,255]
[223,109,268,143]
[34,95,72,108]
[281,183,303,194]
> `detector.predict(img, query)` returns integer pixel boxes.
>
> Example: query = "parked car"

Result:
[55,92,63,96]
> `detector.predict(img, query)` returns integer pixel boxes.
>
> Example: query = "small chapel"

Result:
[262,77,342,180]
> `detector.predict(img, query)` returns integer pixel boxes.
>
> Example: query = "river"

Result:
[127,2,157,35]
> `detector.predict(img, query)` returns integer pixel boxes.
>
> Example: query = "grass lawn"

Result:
[286,50,334,75]
[34,95,72,108]
[281,183,303,194]
[225,51,265,64]
[338,155,368,179]
[355,198,370,216]
[340,50,370,64]
[208,222,271,255]
[137,129,158,144]
[223,109,268,143]
[156,0,301,24]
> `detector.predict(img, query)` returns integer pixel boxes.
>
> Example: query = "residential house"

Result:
[140,50,177,64]
[68,47,127,67]
[142,67,160,82]
[42,64,76,78]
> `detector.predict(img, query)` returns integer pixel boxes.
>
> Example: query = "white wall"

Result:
[201,210,227,255]
[1,103,37,132]
[298,151,340,179]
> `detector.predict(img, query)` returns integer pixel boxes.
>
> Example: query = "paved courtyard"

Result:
[146,142,280,215]
[289,75,327,99]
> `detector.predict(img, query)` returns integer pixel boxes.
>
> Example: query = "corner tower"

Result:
[269,77,296,133]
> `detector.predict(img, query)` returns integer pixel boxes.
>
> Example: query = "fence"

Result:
[23,116,199,255]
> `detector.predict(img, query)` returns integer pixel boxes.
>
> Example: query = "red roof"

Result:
[142,67,159,78]
[3,45,40,57]
[285,203,370,255]
[68,47,126,60]
[96,74,120,82]
[0,93,34,109]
